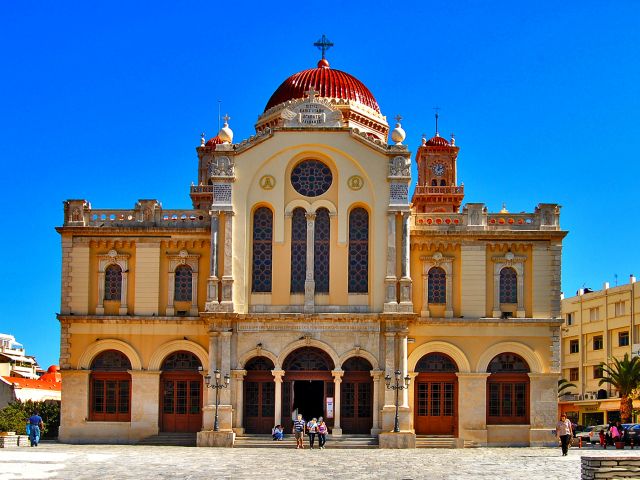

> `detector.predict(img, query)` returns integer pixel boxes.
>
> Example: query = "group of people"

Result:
[272,414,328,449]
[598,421,628,448]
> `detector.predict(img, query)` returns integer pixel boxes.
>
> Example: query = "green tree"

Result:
[0,400,60,438]
[599,354,640,423]
[558,378,577,398]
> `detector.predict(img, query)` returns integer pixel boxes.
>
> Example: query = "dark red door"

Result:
[244,379,275,433]
[341,373,373,434]
[161,373,202,432]
[414,373,457,435]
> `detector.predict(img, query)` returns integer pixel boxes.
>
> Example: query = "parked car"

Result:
[586,425,607,444]
[575,426,595,443]
[621,423,640,444]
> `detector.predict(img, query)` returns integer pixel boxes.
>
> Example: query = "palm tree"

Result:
[558,378,577,398]
[599,354,640,423]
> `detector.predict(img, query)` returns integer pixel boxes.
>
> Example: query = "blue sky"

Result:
[1,1,639,369]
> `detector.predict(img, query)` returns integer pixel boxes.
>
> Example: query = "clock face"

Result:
[431,163,446,176]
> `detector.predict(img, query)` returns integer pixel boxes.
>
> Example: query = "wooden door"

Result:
[244,379,275,433]
[414,373,457,435]
[161,373,202,432]
[341,373,373,434]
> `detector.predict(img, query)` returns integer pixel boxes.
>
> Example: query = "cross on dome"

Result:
[223,113,231,125]
[395,114,403,124]
[305,87,319,100]
[313,34,334,60]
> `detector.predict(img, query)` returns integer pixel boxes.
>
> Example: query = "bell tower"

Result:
[412,113,464,213]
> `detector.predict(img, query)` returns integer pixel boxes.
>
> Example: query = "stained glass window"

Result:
[290,160,332,197]
[252,207,273,293]
[428,267,446,304]
[290,208,307,293]
[174,265,192,301]
[161,351,202,371]
[348,208,368,293]
[487,353,530,373]
[283,347,334,371]
[500,267,517,303]
[342,356,373,372]
[314,208,330,293]
[91,350,132,371]
[245,356,275,371]
[104,264,122,301]
[415,353,458,373]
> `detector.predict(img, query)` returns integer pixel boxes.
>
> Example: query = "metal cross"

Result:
[313,34,334,59]
[395,114,403,124]
[223,113,230,125]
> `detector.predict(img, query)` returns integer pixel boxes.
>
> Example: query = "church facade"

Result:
[57,47,566,447]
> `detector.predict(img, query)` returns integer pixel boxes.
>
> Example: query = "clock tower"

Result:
[412,122,464,213]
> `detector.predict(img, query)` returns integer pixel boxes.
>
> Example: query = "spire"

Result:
[433,107,440,137]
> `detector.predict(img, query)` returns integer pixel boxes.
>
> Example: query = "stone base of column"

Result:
[383,302,398,313]
[232,427,245,435]
[381,405,412,432]
[202,405,233,431]
[517,310,526,318]
[370,428,382,436]
[330,428,342,437]
[197,430,235,447]
[378,432,416,449]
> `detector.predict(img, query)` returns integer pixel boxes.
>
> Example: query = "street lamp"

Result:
[204,369,230,432]
[385,369,411,433]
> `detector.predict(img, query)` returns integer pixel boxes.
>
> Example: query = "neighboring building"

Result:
[559,277,640,426]
[0,334,39,379]
[57,43,566,446]
[0,365,62,408]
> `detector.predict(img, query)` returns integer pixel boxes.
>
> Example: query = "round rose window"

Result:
[290,160,333,197]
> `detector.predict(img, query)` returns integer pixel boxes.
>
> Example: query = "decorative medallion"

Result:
[347,175,364,191]
[259,175,276,190]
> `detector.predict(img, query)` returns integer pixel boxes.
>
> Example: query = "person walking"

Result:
[293,414,305,449]
[317,419,328,449]
[555,413,573,456]
[307,418,318,449]
[27,411,44,447]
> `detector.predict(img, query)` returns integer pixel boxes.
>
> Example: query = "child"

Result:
[272,424,284,441]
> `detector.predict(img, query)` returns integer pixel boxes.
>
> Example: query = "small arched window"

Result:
[431,179,438,186]
[427,267,446,304]
[500,267,518,303]
[314,208,330,293]
[174,265,192,302]
[252,207,273,293]
[486,352,530,425]
[440,179,446,186]
[348,208,369,293]
[90,350,131,422]
[290,208,307,293]
[415,353,458,373]
[104,264,122,301]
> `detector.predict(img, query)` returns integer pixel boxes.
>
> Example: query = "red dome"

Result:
[426,134,450,147]
[205,135,223,147]
[264,60,380,113]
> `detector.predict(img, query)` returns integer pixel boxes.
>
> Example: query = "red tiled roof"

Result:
[426,135,450,147]
[205,135,223,147]
[1,376,61,391]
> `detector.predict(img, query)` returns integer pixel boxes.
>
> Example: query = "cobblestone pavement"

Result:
[1,443,640,480]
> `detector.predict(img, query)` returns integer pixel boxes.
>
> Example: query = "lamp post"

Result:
[204,369,230,432]
[385,369,411,433]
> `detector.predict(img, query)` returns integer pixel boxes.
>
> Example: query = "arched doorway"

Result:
[160,351,203,433]
[486,352,530,425]
[282,347,334,432]
[341,356,373,434]
[243,356,275,434]
[414,352,458,435]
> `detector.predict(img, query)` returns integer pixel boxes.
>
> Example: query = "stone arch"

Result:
[148,339,209,371]
[284,199,312,216]
[408,341,471,373]
[338,348,380,371]
[237,347,279,370]
[309,199,337,216]
[475,341,543,374]
[78,339,142,370]
[277,339,340,370]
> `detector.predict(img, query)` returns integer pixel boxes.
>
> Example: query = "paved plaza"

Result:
[1,443,640,480]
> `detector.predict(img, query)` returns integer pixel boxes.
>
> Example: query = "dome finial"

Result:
[218,113,233,144]
[450,132,455,146]
[391,114,406,145]
[200,132,205,147]
[500,203,509,214]
[313,34,334,60]
[421,133,427,146]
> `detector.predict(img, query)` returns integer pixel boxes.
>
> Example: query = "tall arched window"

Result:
[314,208,330,293]
[252,207,273,293]
[499,267,518,303]
[486,352,530,425]
[174,265,193,301]
[428,267,446,304]
[90,350,131,422]
[348,208,369,293]
[290,208,307,293]
[104,264,122,301]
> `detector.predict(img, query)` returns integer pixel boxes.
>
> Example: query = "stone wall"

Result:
[581,457,640,479]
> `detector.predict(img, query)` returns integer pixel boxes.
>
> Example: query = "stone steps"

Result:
[415,435,458,449]
[234,434,378,449]
[137,433,197,447]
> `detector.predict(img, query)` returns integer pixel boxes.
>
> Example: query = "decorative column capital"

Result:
[230,369,247,379]
[305,212,316,221]
[331,369,344,381]
[370,369,385,379]
[271,369,285,381]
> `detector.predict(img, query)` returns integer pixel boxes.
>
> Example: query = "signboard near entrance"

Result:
[326,397,334,419]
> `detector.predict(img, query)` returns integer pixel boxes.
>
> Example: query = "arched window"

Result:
[283,347,334,371]
[431,179,438,186]
[161,351,202,371]
[104,264,122,301]
[290,208,307,293]
[348,208,369,293]
[486,353,530,425]
[440,179,446,186]
[245,356,275,371]
[499,267,518,303]
[314,208,330,293]
[252,207,273,293]
[415,353,458,373]
[90,350,131,422]
[428,267,446,304]
[174,265,192,302]
[342,356,373,372]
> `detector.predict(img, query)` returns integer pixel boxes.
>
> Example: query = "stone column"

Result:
[119,269,129,315]
[398,212,413,311]
[272,369,285,427]
[399,333,409,407]
[383,332,396,406]
[231,369,246,434]
[206,211,220,309]
[528,373,559,446]
[202,331,219,429]
[219,331,232,404]
[456,373,490,446]
[304,212,316,313]
[384,212,398,312]
[370,370,384,435]
[220,212,234,310]
[331,370,344,436]
[129,370,161,441]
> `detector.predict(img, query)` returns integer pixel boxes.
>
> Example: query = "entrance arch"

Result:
[160,351,203,433]
[341,356,373,434]
[243,356,275,434]
[414,352,458,436]
[281,347,335,432]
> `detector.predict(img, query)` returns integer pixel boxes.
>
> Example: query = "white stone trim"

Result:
[97,250,129,315]
[475,341,544,374]
[492,252,526,318]
[420,252,454,317]
[148,339,209,371]
[407,341,472,373]
[338,347,380,370]
[166,250,200,316]
[276,338,341,370]
[237,347,279,370]
[77,339,142,370]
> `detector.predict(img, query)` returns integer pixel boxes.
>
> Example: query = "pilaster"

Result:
[304,212,316,313]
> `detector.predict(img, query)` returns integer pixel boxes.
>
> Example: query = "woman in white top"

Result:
[556,413,573,456]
